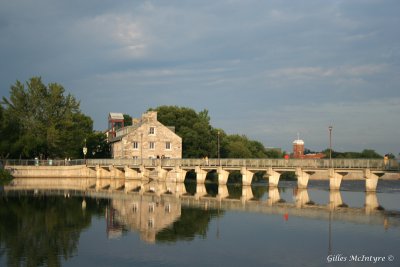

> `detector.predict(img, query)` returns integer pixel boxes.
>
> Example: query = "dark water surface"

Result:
[1,180,400,267]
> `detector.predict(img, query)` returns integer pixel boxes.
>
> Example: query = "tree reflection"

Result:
[0,194,106,267]
[156,207,223,243]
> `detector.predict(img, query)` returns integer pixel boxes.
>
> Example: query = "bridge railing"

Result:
[160,158,398,170]
[4,158,399,171]
[3,159,86,166]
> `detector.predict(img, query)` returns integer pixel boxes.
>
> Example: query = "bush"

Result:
[0,168,13,184]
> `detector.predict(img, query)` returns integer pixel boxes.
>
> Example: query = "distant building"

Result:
[109,111,182,159]
[292,139,305,158]
[108,113,125,139]
[292,137,325,159]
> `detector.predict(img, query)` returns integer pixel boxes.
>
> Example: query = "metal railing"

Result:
[4,158,399,171]
[3,159,86,166]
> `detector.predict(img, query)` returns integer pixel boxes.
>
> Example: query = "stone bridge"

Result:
[5,158,399,192]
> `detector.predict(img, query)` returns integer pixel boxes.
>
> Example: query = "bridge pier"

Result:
[267,167,281,187]
[165,167,187,183]
[124,180,142,193]
[217,167,230,185]
[329,169,348,190]
[365,191,380,214]
[96,165,111,190]
[295,188,310,208]
[139,166,151,181]
[124,167,140,179]
[295,168,314,189]
[267,187,281,206]
[195,183,208,199]
[329,190,343,210]
[364,169,383,192]
[217,184,229,200]
[195,167,208,184]
[241,167,254,186]
[174,182,187,197]
[241,185,253,202]
[156,166,168,181]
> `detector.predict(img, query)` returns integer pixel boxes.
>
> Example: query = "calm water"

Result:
[1,180,400,267]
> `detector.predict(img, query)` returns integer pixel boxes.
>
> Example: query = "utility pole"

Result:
[217,131,220,166]
[329,126,333,168]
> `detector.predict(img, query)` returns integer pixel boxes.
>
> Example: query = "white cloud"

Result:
[70,14,148,59]
[267,64,386,80]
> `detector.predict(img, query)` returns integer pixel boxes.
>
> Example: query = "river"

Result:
[1,180,400,266]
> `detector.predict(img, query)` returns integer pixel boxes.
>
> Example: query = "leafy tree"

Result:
[1,77,92,159]
[156,207,222,242]
[322,149,383,159]
[123,114,132,127]
[0,104,21,159]
[86,132,110,158]
[150,106,275,159]
[150,106,217,158]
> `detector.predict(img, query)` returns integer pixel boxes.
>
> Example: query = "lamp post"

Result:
[140,133,143,165]
[83,139,87,164]
[329,126,333,168]
[217,130,221,166]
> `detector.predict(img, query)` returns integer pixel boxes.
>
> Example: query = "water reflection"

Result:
[1,180,400,266]
[0,194,108,267]
[106,196,182,243]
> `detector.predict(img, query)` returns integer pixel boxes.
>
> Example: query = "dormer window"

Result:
[149,127,155,135]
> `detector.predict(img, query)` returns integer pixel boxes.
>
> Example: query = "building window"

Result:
[133,203,138,213]
[148,218,154,228]
[133,141,139,149]
[165,204,171,213]
[149,142,155,150]
[165,142,171,150]
[149,127,155,135]
[149,203,155,213]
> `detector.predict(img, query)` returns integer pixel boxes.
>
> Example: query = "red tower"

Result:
[108,113,124,139]
[292,139,304,159]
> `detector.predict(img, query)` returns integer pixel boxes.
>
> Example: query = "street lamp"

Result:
[217,130,220,166]
[329,126,333,168]
[83,138,87,164]
[140,133,143,165]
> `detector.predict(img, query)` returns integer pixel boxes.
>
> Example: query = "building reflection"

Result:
[3,179,398,243]
[106,196,181,243]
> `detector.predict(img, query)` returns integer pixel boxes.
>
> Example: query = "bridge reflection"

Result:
[3,179,400,243]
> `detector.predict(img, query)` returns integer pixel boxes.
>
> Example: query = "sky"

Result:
[0,0,399,155]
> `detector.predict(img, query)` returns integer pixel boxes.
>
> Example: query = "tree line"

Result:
[0,77,108,159]
[0,77,389,160]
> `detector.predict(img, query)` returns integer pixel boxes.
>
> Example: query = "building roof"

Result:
[109,112,124,120]
[293,139,304,145]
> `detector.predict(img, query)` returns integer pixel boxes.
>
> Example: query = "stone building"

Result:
[109,111,182,159]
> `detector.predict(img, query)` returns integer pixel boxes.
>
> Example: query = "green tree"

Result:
[150,105,272,159]
[0,104,22,159]
[123,114,132,127]
[86,132,111,158]
[1,77,92,159]
[322,149,383,159]
[150,106,217,158]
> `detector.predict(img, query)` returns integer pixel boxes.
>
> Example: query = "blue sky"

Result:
[1,0,399,154]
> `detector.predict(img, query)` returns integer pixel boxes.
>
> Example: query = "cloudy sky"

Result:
[1,0,399,154]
